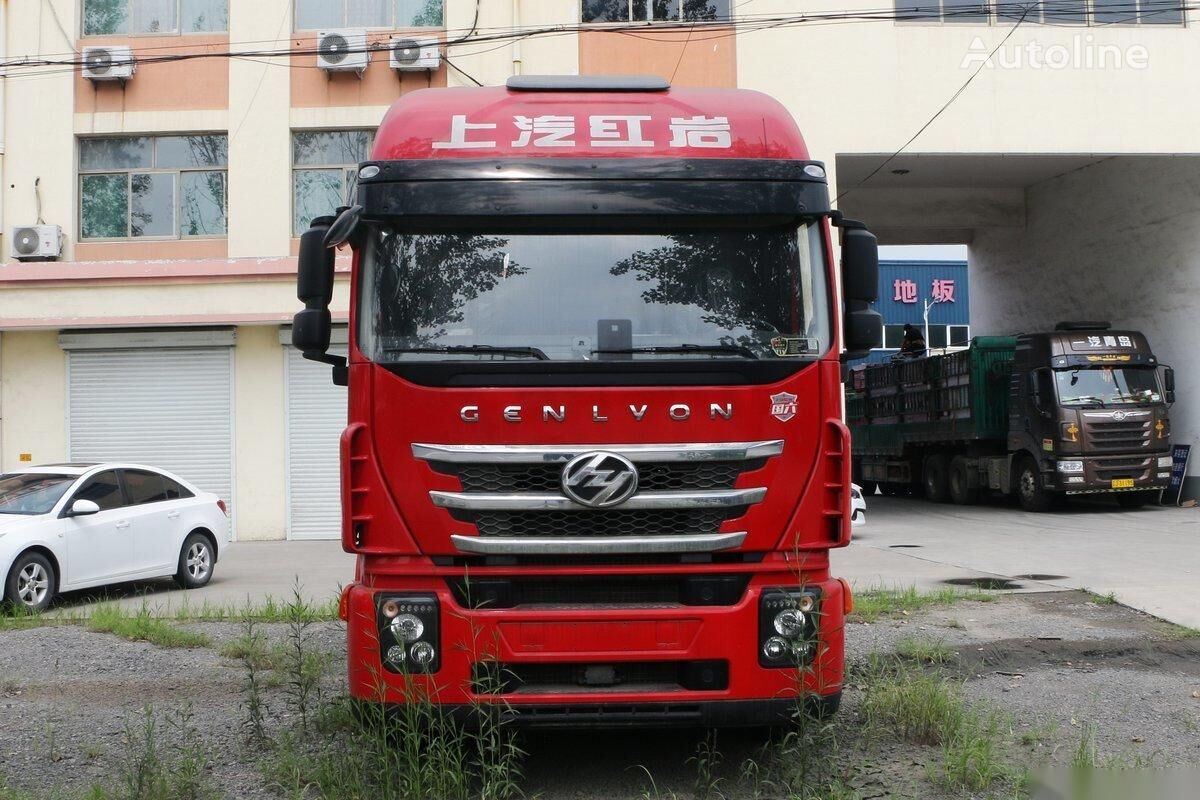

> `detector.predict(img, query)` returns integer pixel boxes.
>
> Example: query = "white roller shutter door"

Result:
[67,346,234,526]
[285,346,347,540]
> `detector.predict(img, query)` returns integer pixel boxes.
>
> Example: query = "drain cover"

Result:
[942,577,1023,591]
[1014,574,1067,581]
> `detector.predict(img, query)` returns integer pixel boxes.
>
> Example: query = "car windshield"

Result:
[0,473,76,516]
[358,223,831,362]
[1056,367,1162,406]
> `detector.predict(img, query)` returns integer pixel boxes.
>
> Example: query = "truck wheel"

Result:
[923,454,950,503]
[1015,457,1055,512]
[1116,492,1153,509]
[949,457,978,505]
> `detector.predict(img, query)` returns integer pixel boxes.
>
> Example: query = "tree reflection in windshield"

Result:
[1056,367,1161,406]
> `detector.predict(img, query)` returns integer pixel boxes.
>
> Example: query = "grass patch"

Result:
[895,637,956,665]
[86,605,209,649]
[1087,591,1119,606]
[852,586,993,623]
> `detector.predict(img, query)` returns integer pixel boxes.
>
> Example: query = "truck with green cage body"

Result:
[846,324,1175,511]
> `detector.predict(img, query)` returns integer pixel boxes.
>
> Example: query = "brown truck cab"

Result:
[1014,323,1174,508]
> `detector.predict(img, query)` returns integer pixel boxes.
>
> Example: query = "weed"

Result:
[236,615,271,745]
[689,729,724,800]
[895,637,956,665]
[938,706,1009,791]
[281,584,323,733]
[1072,722,1099,768]
[1020,721,1058,747]
[116,705,212,800]
[862,670,965,745]
[1090,591,1119,606]
[86,604,209,649]
[852,586,992,623]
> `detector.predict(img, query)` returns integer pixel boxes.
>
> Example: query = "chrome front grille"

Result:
[413,441,782,555]
[1086,419,1151,452]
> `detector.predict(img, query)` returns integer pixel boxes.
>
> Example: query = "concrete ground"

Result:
[56,496,1199,629]
[839,494,1200,629]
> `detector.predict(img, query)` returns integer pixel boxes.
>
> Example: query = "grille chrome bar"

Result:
[412,440,784,465]
[450,532,747,555]
[431,487,766,511]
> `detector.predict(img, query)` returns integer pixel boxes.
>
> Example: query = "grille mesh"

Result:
[436,460,756,494]
[455,508,736,538]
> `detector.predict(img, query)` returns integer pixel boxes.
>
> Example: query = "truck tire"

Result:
[923,454,950,503]
[1015,457,1055,512]
[949,456,978,505]
[1116,492,1153,509]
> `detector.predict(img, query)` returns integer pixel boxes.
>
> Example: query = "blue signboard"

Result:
[1161,444,1191,506]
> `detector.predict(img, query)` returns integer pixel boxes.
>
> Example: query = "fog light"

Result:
[381,599,401,619]
[773,609,806,638]
[1158,455,1173,468]
[410,641,436,667]
[1057,461,1084,474]
[762,636,790,660]
[797,594,816,613]
[1067,476,1085,484]
[385,645,406,665]
[1158,471,1170,479]
[390,614,424,642]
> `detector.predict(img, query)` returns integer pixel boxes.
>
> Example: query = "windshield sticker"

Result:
[770,392,798,422]
[771,336,817,357]
[1042,438,1053,451]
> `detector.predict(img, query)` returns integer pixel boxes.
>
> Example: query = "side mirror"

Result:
[1164,366,1176,404]
[836,220,882,360]
[293,215,348,386]
[843,300,883,361]
[1032,368,1054,417]
[68,499,101,517]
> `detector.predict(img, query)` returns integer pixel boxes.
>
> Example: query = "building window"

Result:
[293,131,374,236]
[80,135,228,240]
[82,0,229,35]
[582,1,732,23]
[949,325,970,346]
[928,325,948,349]
[896,0,1182,25]
[883,325,906,349]
[295,0,444,30]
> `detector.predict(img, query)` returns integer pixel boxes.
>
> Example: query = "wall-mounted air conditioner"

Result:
[10,225,63,261]
[82,46,136,82]
[389,37,440,71]
[317,30,369,75]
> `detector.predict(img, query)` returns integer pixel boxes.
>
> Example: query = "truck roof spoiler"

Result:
[506,75,670,92]
[1055,321,1111,331]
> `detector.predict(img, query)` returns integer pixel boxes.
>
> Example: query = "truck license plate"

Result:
[1111,479,1135,489]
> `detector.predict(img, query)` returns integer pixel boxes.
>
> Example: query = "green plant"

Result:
[86,604,209,649]
[1072,722,1099,769]
[852,586,992,623]
[895,637,956,665]
[236,615,271,745]
[281,584,323,733]
[117,706,212,800]
[689,729,724,800]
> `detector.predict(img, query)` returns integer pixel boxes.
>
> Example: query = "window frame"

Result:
[894,0,1186,26]
[78,134,229,242]
[291,129,375,237]
[65,470,129,514]
[119,468,171,505]
[293,0,446,31]
[81,0,230,37]
[580,0,734,25]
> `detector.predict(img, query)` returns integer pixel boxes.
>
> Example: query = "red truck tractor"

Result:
[293,75,881,727]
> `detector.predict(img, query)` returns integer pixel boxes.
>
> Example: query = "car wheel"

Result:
[5,551,55,613]
[176,533,214,589]
[1015,457,1055,513]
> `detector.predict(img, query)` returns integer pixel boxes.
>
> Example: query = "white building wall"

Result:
[970,156,1200,484]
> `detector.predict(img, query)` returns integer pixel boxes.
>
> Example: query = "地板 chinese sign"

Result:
[433,114,733,150]
[892,278,956,304]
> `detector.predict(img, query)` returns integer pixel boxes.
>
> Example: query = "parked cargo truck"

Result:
[847,324,1175,511]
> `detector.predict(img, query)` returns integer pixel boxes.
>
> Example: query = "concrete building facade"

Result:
[1,1,1196,540]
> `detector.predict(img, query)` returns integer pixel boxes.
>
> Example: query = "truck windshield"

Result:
[0,473,75,516]
[1056,367,1161,406]
[358,223,830,362]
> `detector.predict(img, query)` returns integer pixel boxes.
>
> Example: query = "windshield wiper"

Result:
[1061,395,1106,407]
[591,344,759,360]
[386,345,549,361]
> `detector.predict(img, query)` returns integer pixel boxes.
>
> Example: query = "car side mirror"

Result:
[68,499,101,517]
[293,214,348,386]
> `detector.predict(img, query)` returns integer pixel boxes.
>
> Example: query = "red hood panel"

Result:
[368,363,830,556]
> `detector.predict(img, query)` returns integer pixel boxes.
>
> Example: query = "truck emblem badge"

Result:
[770,392,798,422]
[561,451,639,508]
[1111,410,1127,421]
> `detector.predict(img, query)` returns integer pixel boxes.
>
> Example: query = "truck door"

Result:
[1027,368,1058,459]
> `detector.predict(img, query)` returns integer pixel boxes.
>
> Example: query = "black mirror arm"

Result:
[303,351,349,387]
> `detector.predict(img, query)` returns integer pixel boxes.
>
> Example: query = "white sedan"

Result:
[0,464,230,612]
[851,483,868,526]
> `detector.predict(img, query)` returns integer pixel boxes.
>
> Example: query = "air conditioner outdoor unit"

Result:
[10,225,63,261]
[317,30,369,75]
[389,37,440,71]
[82,46,136,82]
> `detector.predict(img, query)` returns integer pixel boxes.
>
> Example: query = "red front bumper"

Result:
[342,567,846,726]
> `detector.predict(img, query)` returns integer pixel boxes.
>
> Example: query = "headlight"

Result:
[773,609,806,638]
[1056,461,1084,473]
[1158,455,1173,468]
[760,588,820,668]
[389,614,424,642]
[377,595,440,673]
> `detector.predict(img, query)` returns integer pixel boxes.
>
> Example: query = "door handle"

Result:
[167,511,180,520]
[115,520,131,530]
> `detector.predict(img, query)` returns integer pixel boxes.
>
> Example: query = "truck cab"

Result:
[1010,324,1173,509]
